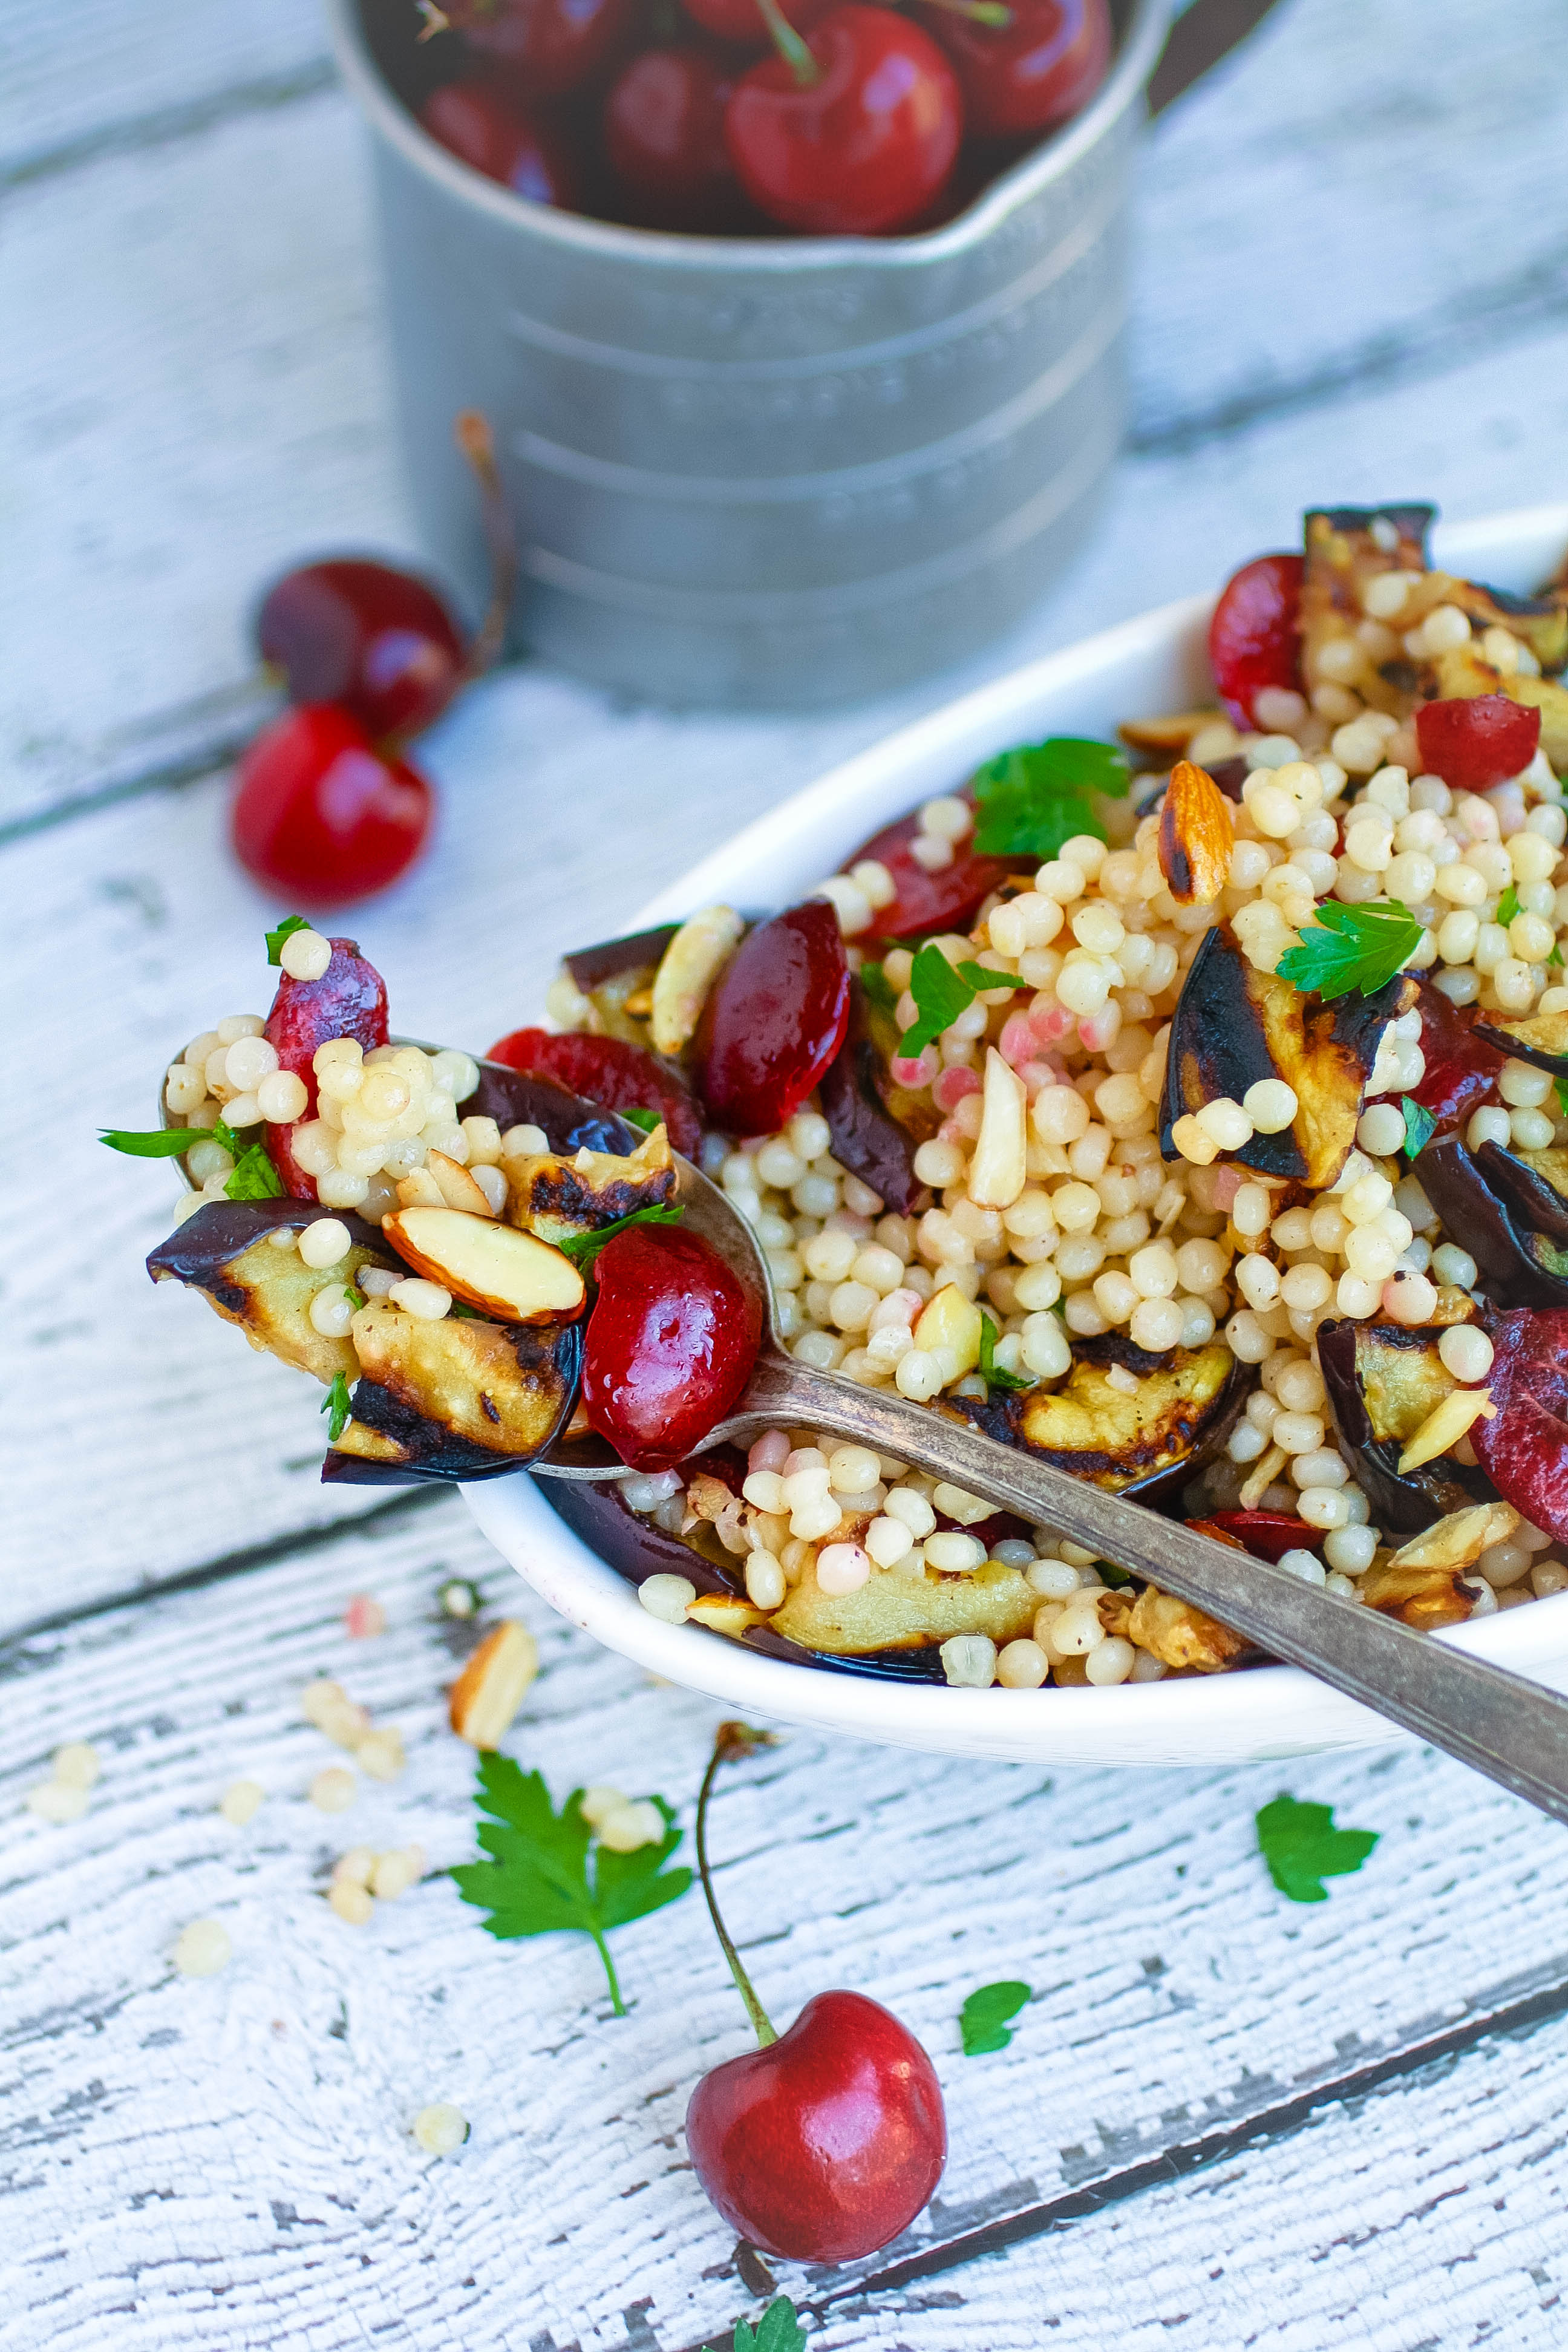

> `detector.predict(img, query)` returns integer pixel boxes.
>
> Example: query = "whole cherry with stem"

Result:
[917,0,1110,140]
[604,45,743,230]
[684,1723,947,2263]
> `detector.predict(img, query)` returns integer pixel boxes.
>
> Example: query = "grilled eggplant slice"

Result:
[818,976,935,1217]
[770,1558,1039,1656]
[148,1200,397,1385]
[1318,1315,1494,1532]
[950,1332,1245,1504]
[1301,506,1433,717]
[562,923,680,996]
[506,1121,677,1245]
[330,1302,581,1475]
[1472,1007,1568,1080]
[1162,922,1415,1189]
[464,1063,648,1160]
[1414,1135,1568,1309]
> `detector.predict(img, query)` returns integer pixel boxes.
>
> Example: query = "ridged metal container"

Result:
[329,0,1171,708]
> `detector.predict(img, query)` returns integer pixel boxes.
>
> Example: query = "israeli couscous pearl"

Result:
[175,1918,232,1977]
[220,1779,264,1826]
[281,927,333,981]
[388,1278,451,1321]
[639,1573,695,1623]
[413,2103,469,2155]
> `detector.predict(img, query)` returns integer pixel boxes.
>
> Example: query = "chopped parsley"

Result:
[959,1979,1031,2056]
[970,737,1129,861]
[224,1142,285,1200]
[978,1312,1034,1394]
[452,1754,691,2016]
[1255,1792,1378,1903]
[100,1122,236,1157]
[320,1372,353,1442]
[1557,1077,1568,1120]
[265,914,312,964]
[1275,900,1423,1002]
[622,1106,661,1134]
[858,958,899,1019]
[1399,1097,1436,1160]
[557,1202,684,1273]
[1495,883,1520,929]
[899,941,1030,1059]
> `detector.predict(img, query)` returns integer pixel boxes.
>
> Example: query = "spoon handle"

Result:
[733,1353,1568,1825]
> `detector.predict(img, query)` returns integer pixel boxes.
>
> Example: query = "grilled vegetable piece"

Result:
[333,1301,581,1472]
[1472,1308,1568,1543]
[950,1331,1244,1504]
[1359,1500,1520,1629]
[770,1558,1039,1657]
[1162,922,1416,1189]
[1318,1315,1494,1534]
[1414,1136,1568,1309]
[817,976,935,1217]
[147,1201,397,1384]
[463,1059,650,1160]
[1300,506,1433,717]
[1429,643,1568,771]
[562,923,680,995]
[1472,1007,1568,1080]
[505,1120,677,1244]
[1437,575,1568,675]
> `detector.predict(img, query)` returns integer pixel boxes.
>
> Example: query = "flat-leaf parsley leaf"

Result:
[900,942,1028,1059]
[320,1371,353,1443]
[100,1122,236,1158]
[1255,1792,1378,1903]
[622,1106,661,1134]
[1399,1097,1436,1160]
[452,1754,691,2015]
[557,1201,684,1274]
[265,914,312,964]
[1495,883,1521,929]
[959,1979,1031,2055]
[970,737,1129,862]
[978,1312,1034,1394]
[729,2299,806,2352]
[1275,900,1422,1002]
[224,1141,286,1200]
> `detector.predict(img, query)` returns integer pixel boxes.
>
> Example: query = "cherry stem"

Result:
[415,2,451,37]
[915,0,1013,23]
[452,409,520,690]
[694,1723,780,2050]
[754,0,820,87]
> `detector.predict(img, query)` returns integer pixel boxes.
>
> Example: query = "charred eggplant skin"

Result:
[1162,923,1414,1189]
[1472,1007,1568,1080]
[1414,1136,1568,1309]
[1318,1315,1494,1533]
[465,1063,647,1159]
[147,1200,397,1384]
[148,1198,387,1293]
[562,924,680,995]
[818,976,930,1218]
[328,1316,584,1483]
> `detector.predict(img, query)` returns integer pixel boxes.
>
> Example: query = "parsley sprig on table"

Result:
[1255,1792,1379,1903]
[900,942,1030,1058]
[726,2299,805,2352]
[1275,900,1423,1001]
[557,1201,684,1273]
[452,1754,691,2015]
[959,1979,1031,2056]
[970,737,1130,861]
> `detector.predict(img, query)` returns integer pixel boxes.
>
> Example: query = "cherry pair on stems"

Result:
[232,412,515,909]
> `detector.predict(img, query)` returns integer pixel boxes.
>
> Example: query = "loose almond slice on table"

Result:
[382,1206,585,1321]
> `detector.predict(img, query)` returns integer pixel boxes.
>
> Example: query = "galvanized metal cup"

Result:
[329,0,1171,708]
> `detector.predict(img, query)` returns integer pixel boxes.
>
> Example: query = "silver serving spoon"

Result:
[538,1139,1568,1827]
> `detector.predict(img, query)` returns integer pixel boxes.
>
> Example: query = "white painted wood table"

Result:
[7,2,1568,2343]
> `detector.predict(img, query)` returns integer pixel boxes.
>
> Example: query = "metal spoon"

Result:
[537,1140,1568,1827]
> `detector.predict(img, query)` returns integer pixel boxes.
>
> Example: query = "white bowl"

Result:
[468,501,1568,1766]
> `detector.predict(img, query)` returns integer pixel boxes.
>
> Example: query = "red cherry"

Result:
[918,0,1109,139]
[604,47,740,228]
[1415,694,1541,793]
[1403,975,1505,1137]
[679,0,832,44]
[696,900,851,1137]
[1198,1510,1320,1564]
[1472,1308,1568,1543]
[1207,552,1305,728]
[840,789,1019,939]
[687,1989,947,2259]
[485,1027,705,1158]
[232,706,434,911]
[438,0,638,95]
[417,77,583,202]
[581,1225,763,1470]
[725,5,962,236]
[264,937,391,1198]
[255,560,465,742]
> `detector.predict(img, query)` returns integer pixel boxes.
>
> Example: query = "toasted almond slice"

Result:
[1386,1497,1519,1573]
[396,1168,447,1210]
[1158,759,1234,906]
[685,1595,768,1638]
[650,904,745,1054]
[382,1206,585,1322]
[966,1047,1027,1209]
[1119,710,1219,755]
[426,1149,495,1217]
[1397,1386,1497,1473]
[449,1621,538,1746]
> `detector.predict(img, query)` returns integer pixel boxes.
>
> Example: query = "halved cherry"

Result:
[264,935,391,1198]
[1414,694,1541,793]
[1200,1510,1320,1564]
[1405,976,1505,1137]
[1207,552,1304,729]
[840,789,1018,941]
[1472,1308,1568,1544]
[696,901,850,1137]
[583,1224,763,1471]
[486,1027,705,1159]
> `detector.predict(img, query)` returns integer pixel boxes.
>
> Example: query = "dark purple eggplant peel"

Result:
[1414,1135,1568,1312]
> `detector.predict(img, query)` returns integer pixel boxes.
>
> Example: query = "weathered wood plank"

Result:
[4,1507,1568,2348]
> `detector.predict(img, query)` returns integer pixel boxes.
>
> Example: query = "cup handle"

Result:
[1147,0,1282,116]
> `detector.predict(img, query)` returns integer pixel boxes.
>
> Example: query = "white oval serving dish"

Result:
[468,500,1568,1766]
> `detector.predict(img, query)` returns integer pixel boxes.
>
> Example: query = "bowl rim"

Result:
[325,0,1172,275]
[465,494,1568,1762]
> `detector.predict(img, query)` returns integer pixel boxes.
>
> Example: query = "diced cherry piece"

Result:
[1207,552,1304,728]
[417,77,583,205]
[1414,694,1541,793]
[486,1027,705,1160]
[265,936,390,1199]
[841,790,1018,941]
[697,901,851,1137]
[1405,976,1504,1137]
[1201,1509,1320,1563]
[918,0,1111,140]
[1472,1308,1568,1544]
[255,561,465,742]
[583,1226,763,1471]
[232,705,434,910]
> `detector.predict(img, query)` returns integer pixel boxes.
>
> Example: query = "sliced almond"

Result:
[396,1167,447,1210]
[382,1206,585,1322]
[449,1621,539,1747]
[426,1149,495,1217]
[1119,710,1219,755]
[650,904,744,1054]
[966,1047,1027,1209]
[1386,1499,1520,1574]
[1397,1387,1497,1474]
[1158,759,1234,906]
[685,1594,768,1639]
